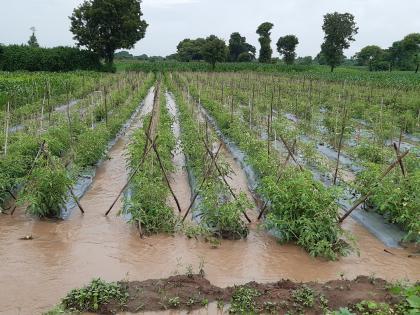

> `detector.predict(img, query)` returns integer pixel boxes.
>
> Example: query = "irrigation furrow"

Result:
[165,92,192,216]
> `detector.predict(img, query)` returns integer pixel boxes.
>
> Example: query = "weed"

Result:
[292,285,315,308]
[168,296,181,308]
[62,278,128,312]
[229,286,261,314]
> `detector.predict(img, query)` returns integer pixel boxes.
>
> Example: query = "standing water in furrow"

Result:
[165,91,192,215]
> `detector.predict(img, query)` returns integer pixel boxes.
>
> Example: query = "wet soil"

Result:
[84,274,403,314]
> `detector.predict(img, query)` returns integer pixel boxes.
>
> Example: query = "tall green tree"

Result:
[28,27,39,48]
[256,22,274,63]
[176,38,206,62]
[201,35,227,69]
[355,45,385,71]
[69,0,148,65]
[321,12,358,72]
[228,32,255,62]
[276,35,299,65]
[402,33,420,73]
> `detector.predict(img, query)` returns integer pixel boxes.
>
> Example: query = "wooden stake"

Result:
[278,134,304,171]
[339,150,409,223]
[43,146,85,214]
[182,143,222,222]
[258,140,296,220]
[202,139,251,223]
[105,137,155,216]
[333,108,348,185]
[4,101,10,156]
[393,142,406,177]
[147,134,183,213]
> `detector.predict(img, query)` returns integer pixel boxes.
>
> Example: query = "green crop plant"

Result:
[125,83,177,234]
[165,74,251,239]
[62,278,128,312]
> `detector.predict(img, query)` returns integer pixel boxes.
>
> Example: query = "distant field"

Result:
[116,60,420,87]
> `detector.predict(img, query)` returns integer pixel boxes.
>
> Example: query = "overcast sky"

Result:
[1,0,419,58]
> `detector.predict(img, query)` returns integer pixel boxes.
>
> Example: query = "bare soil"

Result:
[97,275,402,314]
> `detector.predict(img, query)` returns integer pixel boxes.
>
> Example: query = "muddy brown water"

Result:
[0,91,419,315]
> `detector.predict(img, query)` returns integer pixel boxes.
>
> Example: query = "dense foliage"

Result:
[256,22,274,63]
[276,35,299,65]
[0,45,101,72]
[70,0,148,65]
[321,12,358,72]
[126,84,177,234]
[62,278,128,312]
[0,71,154,217]
[228,32,256,62]
[176,73,352,259]
[166,75,250,239]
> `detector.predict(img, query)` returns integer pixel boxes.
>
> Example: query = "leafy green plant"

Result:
[126,85,177,234]
[168,296,181,308]
[19,156,73,218]
[229,286,261,314]
[292,285,315,307]
[74,125,110,167]
[62,278,128,312]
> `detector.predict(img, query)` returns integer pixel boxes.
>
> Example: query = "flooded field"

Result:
[0,88,418,315]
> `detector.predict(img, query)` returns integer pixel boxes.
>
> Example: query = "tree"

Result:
[320,12,358,72]
[296,56,313,65]
[355,45,385,71]
[69,0,148,65]
[201,35,227,69]
[115,50,134,59]
[402,33,420,73]
[176,38,205,62]
[256,22,274,63]
[28,27,39,48]
[276,35,299,65]
[228,32,255,62]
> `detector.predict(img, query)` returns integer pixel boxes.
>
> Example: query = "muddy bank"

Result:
[67,274,406,314]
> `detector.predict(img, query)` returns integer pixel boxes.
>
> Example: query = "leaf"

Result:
[407,295,420,309]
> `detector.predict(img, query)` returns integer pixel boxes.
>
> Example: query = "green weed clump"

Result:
[62,278,128,312]
[229,286,261,314]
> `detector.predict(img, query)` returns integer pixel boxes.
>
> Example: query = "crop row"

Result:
[0,72,155,217]
[178,72,419,242]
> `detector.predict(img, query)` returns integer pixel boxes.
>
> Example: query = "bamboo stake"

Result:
[333,108,348,185]
[258,140,296,220]
[182,143,222,222]
[147,134,182,213]
[105,137,155,216]
[202,139,251,223]
[339,150,409,223]
[278,134,304,171]
[43,147,85,214]
[4,102,10,156]
[393,142,406,177]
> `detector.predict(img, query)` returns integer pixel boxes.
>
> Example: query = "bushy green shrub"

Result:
[263,167,349,260]
[0,45,101,72]
[20,156,73,218]
[355,156,420,241]
[74,125,110,168]
[62,278,128,312]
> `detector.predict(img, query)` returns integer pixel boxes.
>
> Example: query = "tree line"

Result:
[1,0,419,73]
[174,12,419,73]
